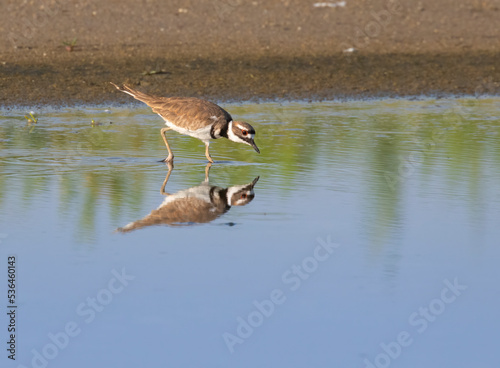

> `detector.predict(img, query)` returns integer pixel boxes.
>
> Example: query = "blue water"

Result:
[0,98,499,367]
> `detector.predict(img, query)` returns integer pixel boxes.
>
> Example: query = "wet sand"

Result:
[1,0,499,106]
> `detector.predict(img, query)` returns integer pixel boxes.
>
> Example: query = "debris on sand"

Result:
[343,47,358,53]
[313,1,346,8]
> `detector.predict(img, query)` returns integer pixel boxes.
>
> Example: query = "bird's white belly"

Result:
[164,119,212,143]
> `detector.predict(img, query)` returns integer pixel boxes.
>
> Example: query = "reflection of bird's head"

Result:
[228,121,260,153]
[226,176,259,206]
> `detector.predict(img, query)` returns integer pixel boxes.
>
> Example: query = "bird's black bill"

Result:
[251,176,260,187]
[251,141,260,154]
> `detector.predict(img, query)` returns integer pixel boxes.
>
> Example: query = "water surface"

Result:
[0,98,499,367]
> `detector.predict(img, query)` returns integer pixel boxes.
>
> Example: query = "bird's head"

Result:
[228,121,260,153]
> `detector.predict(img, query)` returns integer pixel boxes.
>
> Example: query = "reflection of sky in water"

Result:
[0,98,499,367]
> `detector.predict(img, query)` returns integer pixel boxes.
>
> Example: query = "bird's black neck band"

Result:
[210,122,229,139]
[219,123,229,139]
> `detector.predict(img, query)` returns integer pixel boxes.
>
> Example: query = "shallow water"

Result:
[0,98,499,367]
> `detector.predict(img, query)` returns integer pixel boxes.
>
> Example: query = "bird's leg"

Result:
[204,162,212,182]
[205,142,214,163]
[160,162,174,195]
[160,127,174,163]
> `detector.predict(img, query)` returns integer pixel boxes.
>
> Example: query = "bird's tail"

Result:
[110,82,156,104]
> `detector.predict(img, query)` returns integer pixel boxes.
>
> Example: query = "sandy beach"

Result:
[1,0,499,105]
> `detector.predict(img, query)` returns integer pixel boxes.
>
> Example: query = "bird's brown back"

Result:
[120,85,232,131]
[117,196,229,232]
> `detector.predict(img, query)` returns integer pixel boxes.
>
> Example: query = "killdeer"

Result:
[110,83,260,163]
[117,164,259,231]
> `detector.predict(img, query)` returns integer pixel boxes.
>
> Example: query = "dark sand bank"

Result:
[1,0,499,106]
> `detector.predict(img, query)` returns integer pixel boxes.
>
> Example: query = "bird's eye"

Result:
[242,130,248,136]
[241,194,247,199]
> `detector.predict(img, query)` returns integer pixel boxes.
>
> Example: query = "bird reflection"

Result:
[117,163,259,232]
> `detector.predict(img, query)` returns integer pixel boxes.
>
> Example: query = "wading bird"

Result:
[111,83,260,163]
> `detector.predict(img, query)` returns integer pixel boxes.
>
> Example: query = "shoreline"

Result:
[1,0,499,107]
[2,92,498,112]
[1,50,499,107]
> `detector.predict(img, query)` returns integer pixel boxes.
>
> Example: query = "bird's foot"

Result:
[160,156,174,164]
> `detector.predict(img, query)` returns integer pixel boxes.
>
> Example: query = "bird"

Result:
[116,164,259,231]
[110,83,260,163]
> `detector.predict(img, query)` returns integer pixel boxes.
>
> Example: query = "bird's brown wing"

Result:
[150,97,232,131]
[153,197,225,223]
[111,84,232,131]
[117,197,226,232]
